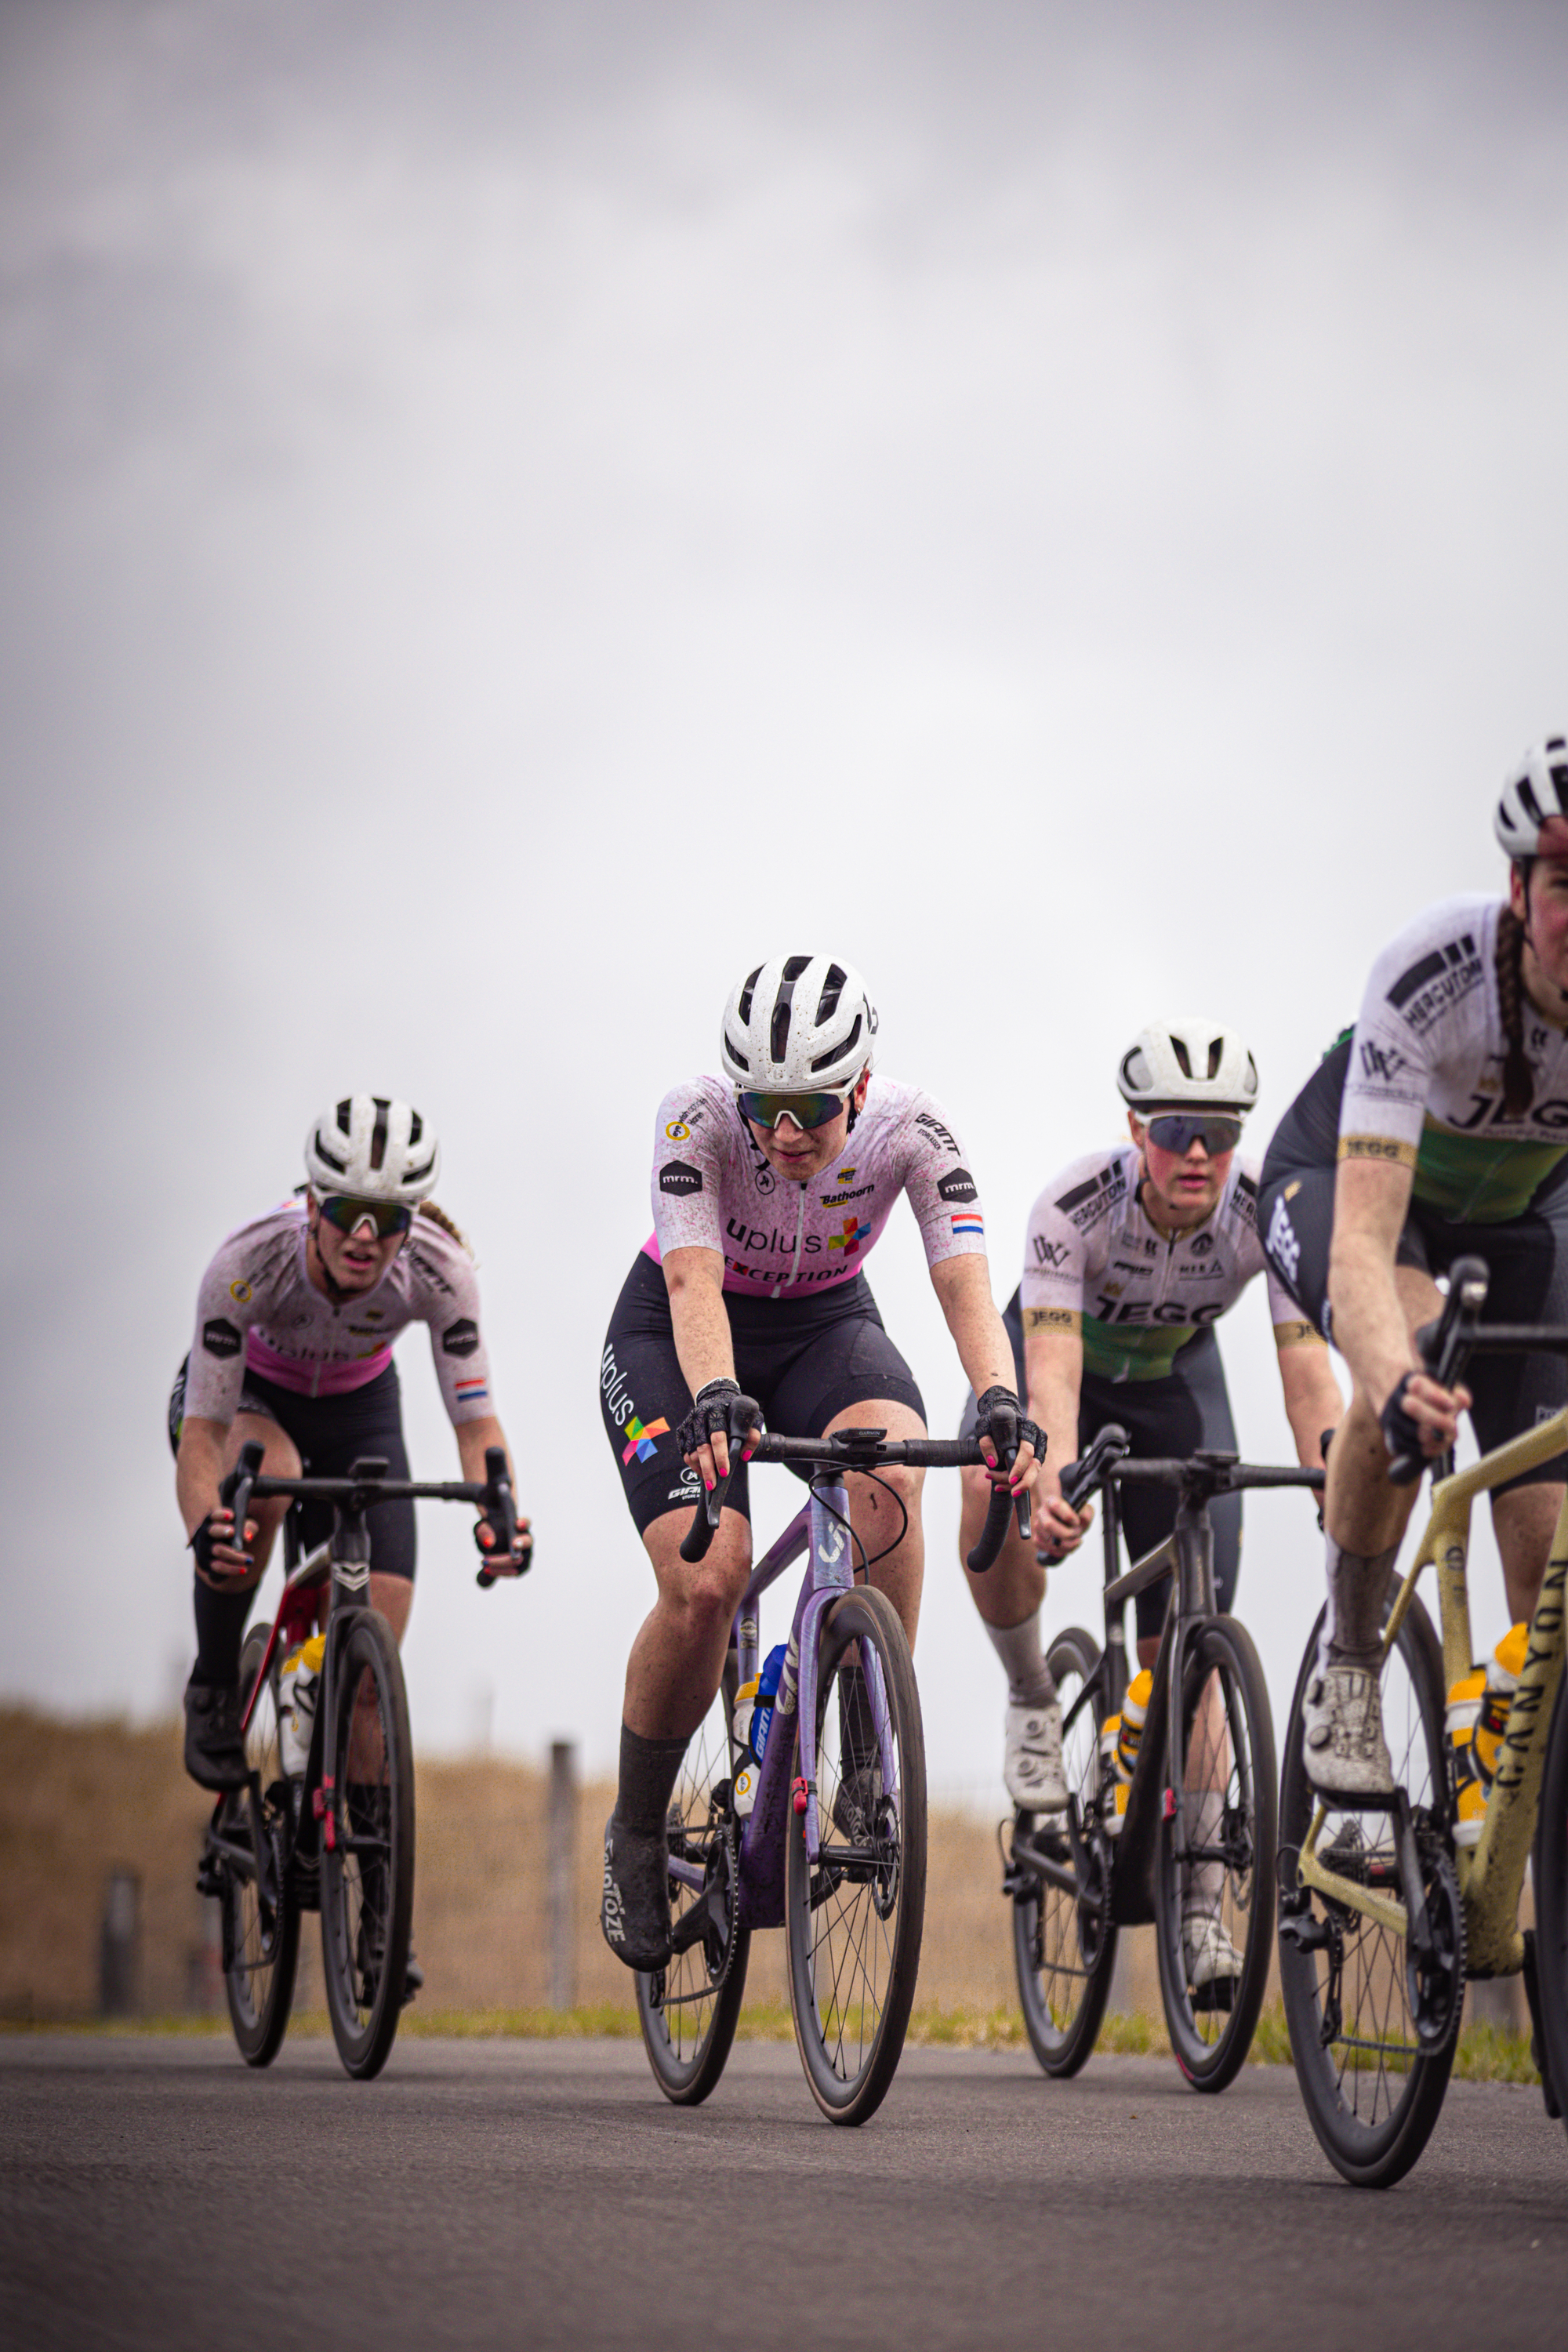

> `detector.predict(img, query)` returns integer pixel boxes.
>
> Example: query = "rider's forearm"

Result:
[1023,1327,1083,1492]
[931,1255,1013,1396]
[1327,1224,1417,1409]
[176,1417,228,1539]
[664,1247,736,1396]
[1276,1337,1344,1468]
[455,1414,516,1488]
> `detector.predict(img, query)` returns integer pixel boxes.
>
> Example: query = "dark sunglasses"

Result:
[1145,1113,1244,1156]
[735,1087,851,1132]
[318,1193,414,1239]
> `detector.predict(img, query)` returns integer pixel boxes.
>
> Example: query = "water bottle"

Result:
[278,1632,325,1777]
[750,1643,788,1766]
[1116,1669,1152,1780]
[1447,1622,1526,1847]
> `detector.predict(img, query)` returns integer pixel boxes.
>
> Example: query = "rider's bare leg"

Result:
[622,1507,754,1742]
[1492,1480,1563,1628]
[959,1464,1054,1704]
[825,1397,927,1650]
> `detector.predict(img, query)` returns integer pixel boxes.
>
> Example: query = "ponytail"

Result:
[1497,895,1534,1120]
[416,1199,474,1258]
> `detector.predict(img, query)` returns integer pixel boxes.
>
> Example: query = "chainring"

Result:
[1406,1839,1466,2055]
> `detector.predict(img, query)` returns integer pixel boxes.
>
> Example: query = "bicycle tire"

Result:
[319,1610,415,2082]
[1012,1627,1118,2078]
[1531,1671,1568,2138]
[1277,1593,1457,2187]
[636,1657,752,2104]
[785,1587,927,2124]
[219,1625,300,2067]
[1155,1613,1276,2092]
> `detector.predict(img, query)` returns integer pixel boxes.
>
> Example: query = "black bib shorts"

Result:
[1260,1037,1568,1489]
[168,1354,417,1581]
[960,1290,1241,1642]
[601,1254,927,1537]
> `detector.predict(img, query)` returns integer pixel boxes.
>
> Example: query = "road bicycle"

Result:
[197,1438,522,2081]
[1004,1428,1319,2091]
[1277,1257,1568,2185]
[636,1425,1023,2125]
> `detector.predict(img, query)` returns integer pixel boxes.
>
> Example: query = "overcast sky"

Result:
[3,0,1566,1797]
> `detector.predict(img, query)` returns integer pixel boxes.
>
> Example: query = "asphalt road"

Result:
[2,2034,1565,2350]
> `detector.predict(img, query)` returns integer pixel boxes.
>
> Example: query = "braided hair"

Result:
[1497,884,1534,1119]
[417,1199,474,1258]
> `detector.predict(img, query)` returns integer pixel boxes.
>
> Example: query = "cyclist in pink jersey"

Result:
[173,1095,530,1797]
[598,953,1043,1969]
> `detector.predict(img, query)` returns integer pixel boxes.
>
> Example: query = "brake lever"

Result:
[475,1443,525,1588]
[217,1438,266,1566]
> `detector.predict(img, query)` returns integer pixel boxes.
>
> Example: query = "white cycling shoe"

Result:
[1301,1660,1395,1799]
[1183,1914,1243,1993]
[1004,1700,1068,1812]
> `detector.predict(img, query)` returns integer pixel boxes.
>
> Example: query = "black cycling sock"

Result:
[838,1661,878,1776]
[191,1577,252,1687]
[616,1724,689,1837]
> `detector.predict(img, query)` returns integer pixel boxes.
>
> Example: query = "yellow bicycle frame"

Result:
[1297,1406,1568,1976]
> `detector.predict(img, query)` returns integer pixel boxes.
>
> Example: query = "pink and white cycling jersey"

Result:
[646,1074,989,1299]
[183,1198,495,1424]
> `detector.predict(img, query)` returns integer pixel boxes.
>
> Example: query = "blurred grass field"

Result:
[0,1708,1544,2089]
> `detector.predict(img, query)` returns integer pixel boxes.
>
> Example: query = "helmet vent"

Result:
[336,1098,354,1134]
[724,1032,750,1072]
[314,1129,347,1176]
[369,1098,391,1171]
[1520,779,1545,826]
[782,955,812,983]
[737,967,763,1025]
[812,1014,860,1073]
[408,1110,423,1147]
[771,997,793,1063]
[816,965,847,1022]
[1206,1037,1225,1079]
[1170,1038,1193,1079]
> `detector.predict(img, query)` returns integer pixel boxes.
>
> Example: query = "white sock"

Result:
[983,1612,1056,1709]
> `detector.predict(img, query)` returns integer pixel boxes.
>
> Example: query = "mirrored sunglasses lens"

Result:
[1148,1116,1241,1154]
[321,1195,410,1236]
[738,1091,842,1131]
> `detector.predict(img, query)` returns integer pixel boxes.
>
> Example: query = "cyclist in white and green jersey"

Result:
[1261,735,1568,1798]
[958,1023,1341,1991]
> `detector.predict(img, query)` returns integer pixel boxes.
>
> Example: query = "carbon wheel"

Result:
[1277,1594,1457,2187]
[1012,1628,1117,2078]
[1155,1615,1276,2092]
[636,1658,752,2105]
[320,1610,415,2082]
[218,1624,299,2067]
[786,1588,927,2124]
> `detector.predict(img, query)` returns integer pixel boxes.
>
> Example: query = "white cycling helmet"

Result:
[303,1095,441,1202]
[1116,1022,1259,1115]
[1494,735,1568,860]
[720,954,877,1091]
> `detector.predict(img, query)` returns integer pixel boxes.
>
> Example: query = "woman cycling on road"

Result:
[1261,737,1568,1797]
[173,1094,532,1799]
[956,1022,1342,1991]
[598,953,1043,1969]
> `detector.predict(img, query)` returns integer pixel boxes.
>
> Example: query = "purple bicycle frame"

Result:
[665,1476,899,1935]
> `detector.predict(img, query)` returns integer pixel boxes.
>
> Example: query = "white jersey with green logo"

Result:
[1019,1145,1297,1383]
[1340,894,1568,1222]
